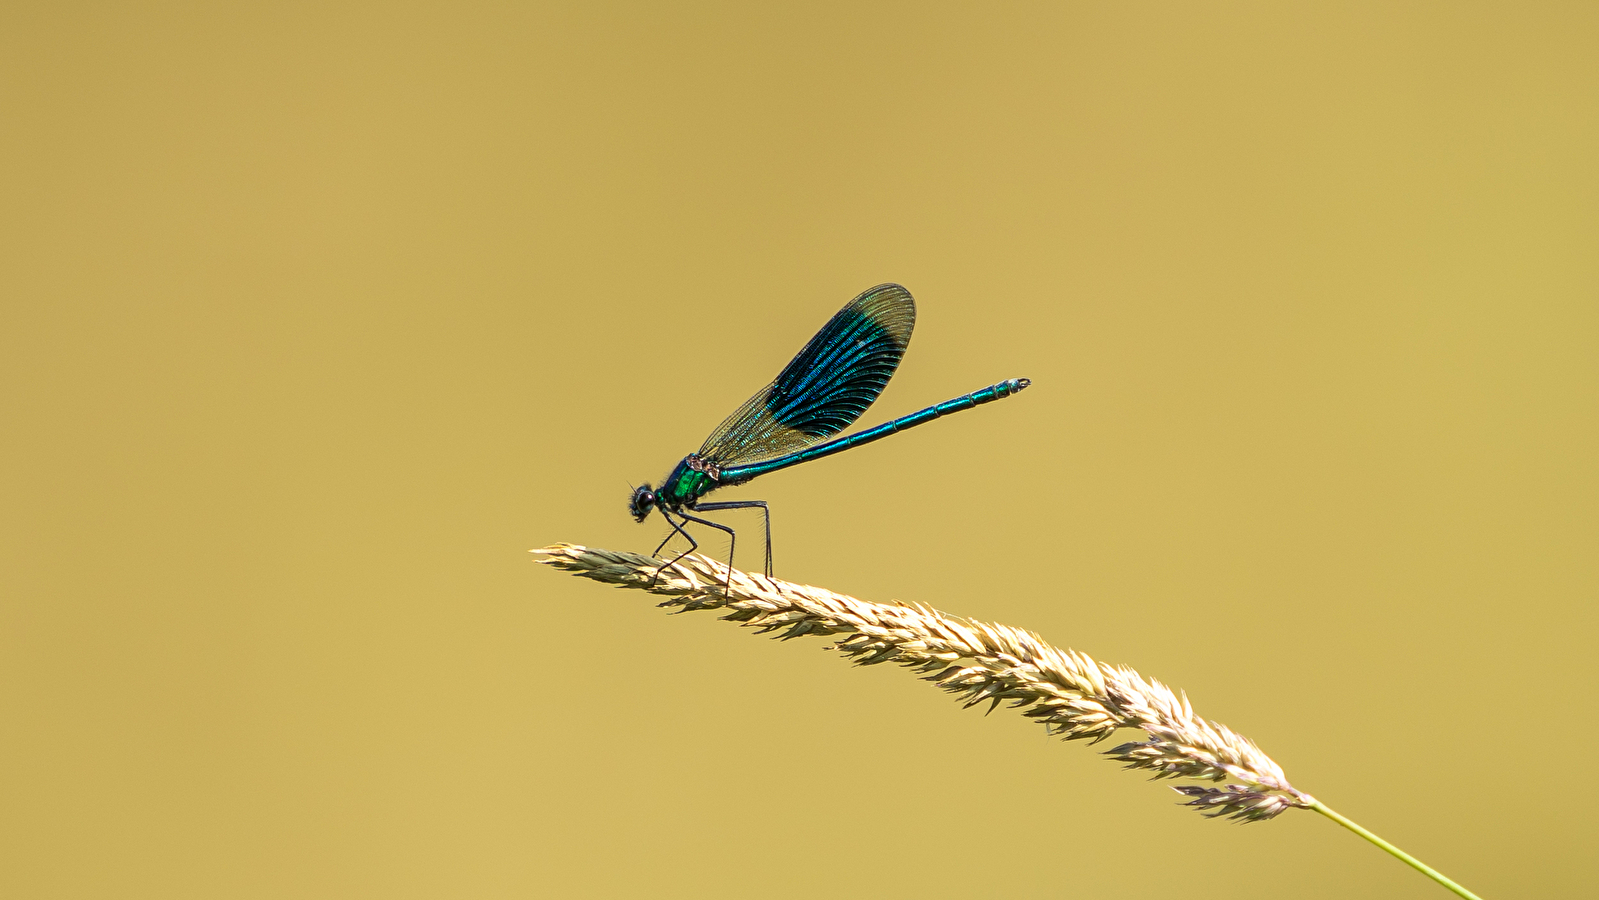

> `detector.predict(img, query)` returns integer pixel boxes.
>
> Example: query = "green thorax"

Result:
[658,454,724,509]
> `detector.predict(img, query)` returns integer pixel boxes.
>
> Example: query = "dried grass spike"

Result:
[533,543,1485,899]
[533,543,1310,818]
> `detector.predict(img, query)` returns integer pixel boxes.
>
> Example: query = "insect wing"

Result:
[698,283,916,466]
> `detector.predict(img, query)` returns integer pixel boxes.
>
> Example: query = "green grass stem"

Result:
[1311,801,1482,899]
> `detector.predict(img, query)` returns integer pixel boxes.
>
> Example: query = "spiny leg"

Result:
[693,500,772,577]
[674,510,739,597]
[650,508,699,587]
[651,521,684,559]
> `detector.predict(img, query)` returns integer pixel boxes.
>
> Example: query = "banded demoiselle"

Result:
[629,283,1030,592]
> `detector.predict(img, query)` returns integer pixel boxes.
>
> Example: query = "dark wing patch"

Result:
[698,284,915,466]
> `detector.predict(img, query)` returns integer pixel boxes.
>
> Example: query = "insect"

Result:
[629,283,1030,592]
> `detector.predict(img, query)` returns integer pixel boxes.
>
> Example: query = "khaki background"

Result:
[4,3,1596,898]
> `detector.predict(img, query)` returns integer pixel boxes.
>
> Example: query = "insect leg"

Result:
[692,500,772,577]
[651,525,681,559]
[673,510,738,598]
[650,508,699,587]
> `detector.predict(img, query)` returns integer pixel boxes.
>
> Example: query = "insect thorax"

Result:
[660,454,722,508]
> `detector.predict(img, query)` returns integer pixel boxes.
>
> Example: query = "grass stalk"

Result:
[1312,802,1483,899]
[535,543,1482,895]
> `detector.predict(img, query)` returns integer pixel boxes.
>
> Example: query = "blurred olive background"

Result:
[4,2,1596,898]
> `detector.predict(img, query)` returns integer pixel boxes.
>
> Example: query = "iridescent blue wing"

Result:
[698,284,916,466]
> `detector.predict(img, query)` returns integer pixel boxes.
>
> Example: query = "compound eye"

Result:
[629,486,655,517]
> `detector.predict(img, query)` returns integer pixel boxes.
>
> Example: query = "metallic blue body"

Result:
[628,284,1029,590]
